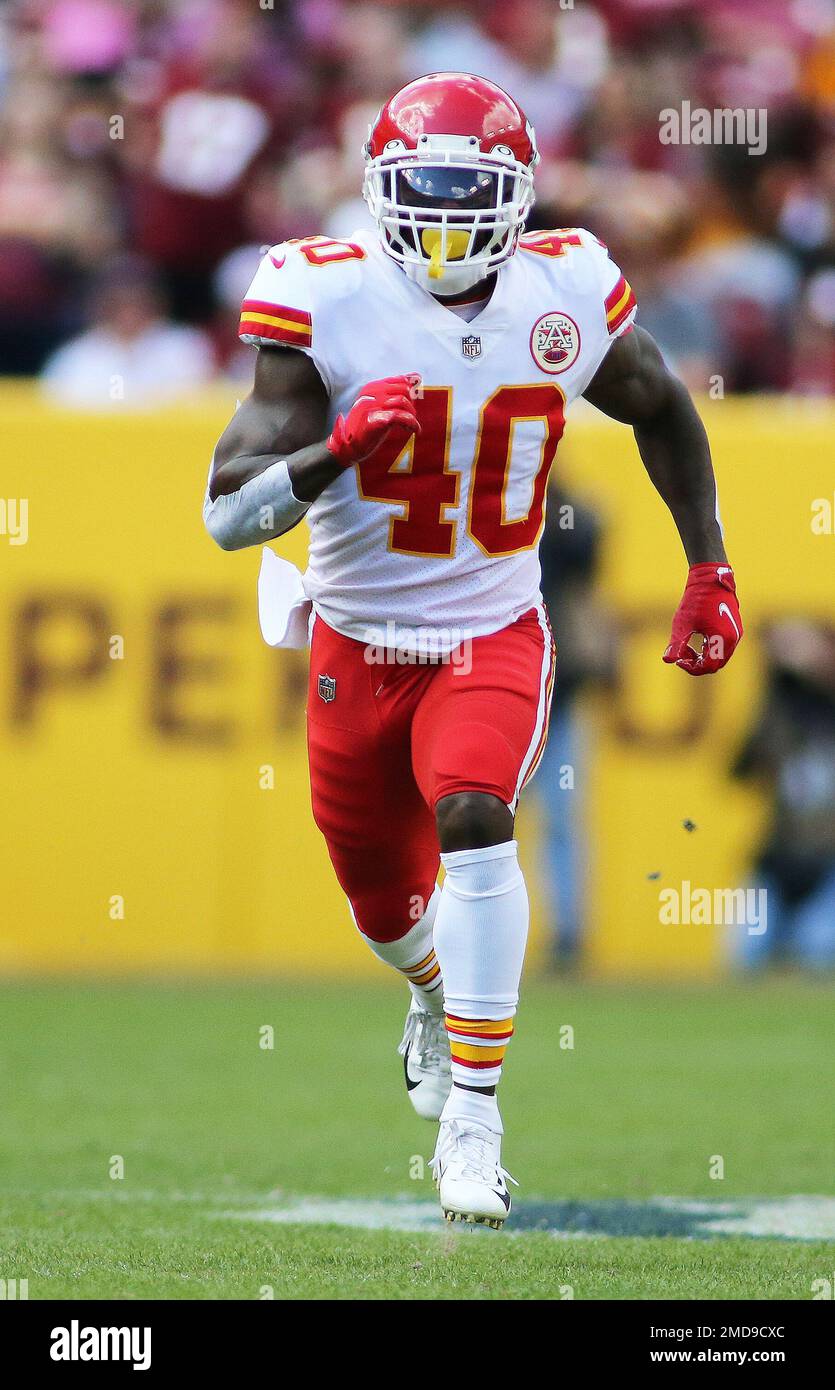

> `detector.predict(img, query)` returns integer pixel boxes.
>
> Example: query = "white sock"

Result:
[359,887,444,1013]
[442,1085,504,1135]
[433,840,528,1132]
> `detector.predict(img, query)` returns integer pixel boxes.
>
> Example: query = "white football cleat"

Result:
[397,1001,451,1121]
[430,1118,517,1229]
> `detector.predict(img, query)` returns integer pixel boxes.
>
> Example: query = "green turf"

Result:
[1,978,833,1299]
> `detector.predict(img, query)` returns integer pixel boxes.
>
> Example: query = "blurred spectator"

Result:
[406,0,608,151]
[124,0,304,321]
[0,0,834,390]
[536,481,620,970]
[41,254,213,406]
[731,619,835,973]
[39,0,136,75]
[550,170,721,391]
[680,234,800,392]
[211,240,263,382]
[792,267,835,393]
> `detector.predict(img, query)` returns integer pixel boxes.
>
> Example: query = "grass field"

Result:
[2,977,833,1300]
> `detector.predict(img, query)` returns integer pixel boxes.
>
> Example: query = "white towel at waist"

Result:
[257,546,313,649]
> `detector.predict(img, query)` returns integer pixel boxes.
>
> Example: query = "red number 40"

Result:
[357,383,566,558]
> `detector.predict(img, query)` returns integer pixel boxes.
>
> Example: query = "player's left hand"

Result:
[663,562,743,675]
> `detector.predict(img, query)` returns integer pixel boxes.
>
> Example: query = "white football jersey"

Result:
[239,226,636,650]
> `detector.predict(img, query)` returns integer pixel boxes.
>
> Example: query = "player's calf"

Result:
[354,887,452,1121]
[430,836,529,1226]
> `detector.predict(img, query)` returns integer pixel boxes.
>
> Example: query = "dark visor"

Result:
[397,166,498,210]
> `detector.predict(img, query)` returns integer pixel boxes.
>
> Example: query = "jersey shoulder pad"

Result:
[239,235,371,349]
[520,226,636,338]
[574,227,637,337]
[239,242,315,349]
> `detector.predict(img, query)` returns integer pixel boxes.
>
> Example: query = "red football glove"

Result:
[663,562,743,675]
[327,374,422,466]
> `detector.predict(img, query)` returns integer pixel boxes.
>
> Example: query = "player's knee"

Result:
[352,894,410,943]
[346,879,435,944]
[435,791,513,854]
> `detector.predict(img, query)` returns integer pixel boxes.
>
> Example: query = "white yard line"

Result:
[232,1194,835,1241]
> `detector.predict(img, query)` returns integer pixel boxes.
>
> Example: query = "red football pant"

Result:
[307,606,555,943]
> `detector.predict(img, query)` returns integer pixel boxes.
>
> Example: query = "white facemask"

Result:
[402,258,493,297]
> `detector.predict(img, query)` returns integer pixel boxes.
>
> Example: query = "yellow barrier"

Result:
[1,385,832,977]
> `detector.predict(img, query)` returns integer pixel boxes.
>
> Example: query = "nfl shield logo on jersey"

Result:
[317,674,337,703]
[461,334,482,358]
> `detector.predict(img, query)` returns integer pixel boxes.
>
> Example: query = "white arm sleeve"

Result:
[203,458,310,551]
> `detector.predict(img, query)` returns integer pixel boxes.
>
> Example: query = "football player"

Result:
[204,73,743,1228]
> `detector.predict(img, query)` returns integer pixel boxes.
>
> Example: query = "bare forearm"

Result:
[289,442,345,502]
[204,346,344,550]
[635,378,727,565]
[210,439,339,503]
[584,328,727,566]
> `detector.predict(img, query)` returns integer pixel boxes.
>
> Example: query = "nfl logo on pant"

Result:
[461,334,482,358]
[317,674,337,703]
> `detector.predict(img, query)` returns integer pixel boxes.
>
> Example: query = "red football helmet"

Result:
[363,72,539,296]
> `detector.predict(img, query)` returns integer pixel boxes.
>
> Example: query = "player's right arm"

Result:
[205,351,421,551]
[205,239,420,551]
[210,345,336,502]
[204,345,334,550]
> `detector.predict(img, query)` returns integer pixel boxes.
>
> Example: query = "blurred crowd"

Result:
[731,618,835,973]
[2,0,835,403]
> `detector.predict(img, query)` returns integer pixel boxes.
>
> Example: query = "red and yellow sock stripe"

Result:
[445,1014,514,1071]
[402,948,442,992]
